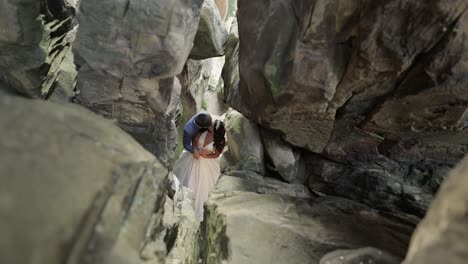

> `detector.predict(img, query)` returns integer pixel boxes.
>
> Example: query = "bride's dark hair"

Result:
[213,120,226,153]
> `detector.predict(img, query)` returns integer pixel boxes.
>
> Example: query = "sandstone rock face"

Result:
[48,48,78,102]
[2,1,466,263]
[403,155,468,264]
[74,0,203,163]
[202,173,415,264]
[233,0,468,215]
[190,0,228,60]
[222,20,241,110]
[320,247,401,264]
[0,0,77,97]
[0,92,168,264]
[164,174,201,264]
[261,129,301,183]
[76,71,181,164]
[179,58,226,114]
[75,0,202,79]
[224,108,265,174]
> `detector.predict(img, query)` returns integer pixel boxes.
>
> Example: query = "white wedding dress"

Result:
[173,131,221,221]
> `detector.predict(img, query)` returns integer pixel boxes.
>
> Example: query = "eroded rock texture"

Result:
[320,247,401,264]
[202,172,415,264]
[74,0,203,163]
[403,155,468,264]
[224,108,265,174]
[190,0,228,60]
[232,0,468,215]
[261,128,301,183]
[163,174,201,264]
[0,0,77,98]
[222,20,241,109]
[0,91,168,264]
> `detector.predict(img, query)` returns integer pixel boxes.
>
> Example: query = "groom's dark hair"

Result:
[195,113,212,128]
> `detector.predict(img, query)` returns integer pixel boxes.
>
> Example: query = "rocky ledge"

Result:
[201,171,416,264]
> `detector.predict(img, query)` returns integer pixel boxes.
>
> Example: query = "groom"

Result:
[183,112,212,159]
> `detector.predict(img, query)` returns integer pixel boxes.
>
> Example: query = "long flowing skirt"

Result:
[172,151,221,221]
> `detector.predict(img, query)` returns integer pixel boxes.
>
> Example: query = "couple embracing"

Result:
[173,112,226,221]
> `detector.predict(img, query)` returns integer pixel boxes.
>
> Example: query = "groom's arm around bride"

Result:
[183,112,212,158]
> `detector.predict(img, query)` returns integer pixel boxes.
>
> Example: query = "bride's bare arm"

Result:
[199,148,213,155]
[200,149,222,159]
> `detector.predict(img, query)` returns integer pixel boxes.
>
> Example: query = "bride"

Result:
[173,119,226,221]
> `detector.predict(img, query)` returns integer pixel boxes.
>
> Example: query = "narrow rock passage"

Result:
[167,109,417,263]
[0,0,467,264]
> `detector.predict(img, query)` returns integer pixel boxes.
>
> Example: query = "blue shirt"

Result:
[183,112,208,153]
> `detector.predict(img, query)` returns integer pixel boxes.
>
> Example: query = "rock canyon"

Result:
[0,0,467,263]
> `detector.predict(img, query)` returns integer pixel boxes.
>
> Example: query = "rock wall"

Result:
[2,0,467,263]
[403,155,468,264]
[0,91,168,264]
[0,1,208,263]
[230,0,468,215]
[222,20,240,110]
[0,0,77,98]
[164,174,201,263]
[224,108,265,174]
[190,0,228,60]
[0,0,206,164]
[73,0,203,164]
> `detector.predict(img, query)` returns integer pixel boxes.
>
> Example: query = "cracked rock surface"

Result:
[0,91,168,264]
[229,0,468,215]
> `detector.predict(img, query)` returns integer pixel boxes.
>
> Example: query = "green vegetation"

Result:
[201,97,208,110]
[226,110,243,134]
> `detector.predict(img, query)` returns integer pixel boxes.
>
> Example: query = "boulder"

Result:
[190,0,228,60]
[222,20,241,110]
[48,47,77,102]
[0,0,77,97]
[146,77,181,164]
[74,0,203,163]
[224,108,265,174]
[403,155,468,264]
[320,247,400,264]
[74,0,202,79]
[180,57,226,115]
[178,59,215,113]
[236,0,468,152]
[305,152,435,216]
[202,174,415,264]
[76,71,181,164]
[234,0,468,215]
[164,174,201,264]
[0,91,168,264]
[261,129,301,183]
